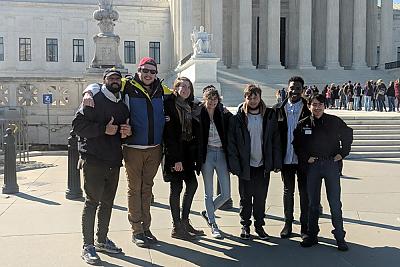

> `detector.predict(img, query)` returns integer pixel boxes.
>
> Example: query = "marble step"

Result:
[349,125,400,130]
[353,139,400,146]
[350,145,400,152]
[353,129,400,135]
[348,151,400,159]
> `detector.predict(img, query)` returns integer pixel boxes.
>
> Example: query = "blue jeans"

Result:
[201,146,231,224]
[353,96,360,111]
[307,159,345,240]
[388,96,395,111]
[364,96,372,111]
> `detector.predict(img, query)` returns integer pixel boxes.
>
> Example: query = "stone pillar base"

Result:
[91,34,124,69]
[176,56,221,98]
[325,62,342,69]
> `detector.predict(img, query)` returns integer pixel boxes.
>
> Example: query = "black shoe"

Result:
[255,227,270,240]
[280,222,292,238]
[144,230,158,244]
[240,226,251,240]
[300,236,318,248]
[171,222,196,241]
[300,224,308,240]
[201,210,212,228]
[132,233,149,248]
[182,219,205,236]
[337,239,349,251]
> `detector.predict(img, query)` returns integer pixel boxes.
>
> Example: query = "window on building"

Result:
[0,37,4,61]
[149,42,160,64]
[19,38,31,61]
[46,38,58,62]
[124,41,136,64]
[73,39,84,62]
[397,47,400,61]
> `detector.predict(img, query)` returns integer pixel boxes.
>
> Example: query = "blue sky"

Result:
[395,0,400,3]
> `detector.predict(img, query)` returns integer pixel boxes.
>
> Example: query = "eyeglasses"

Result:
[140,68,157,75]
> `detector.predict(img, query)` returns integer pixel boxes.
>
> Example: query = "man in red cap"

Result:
[82,58,171,248]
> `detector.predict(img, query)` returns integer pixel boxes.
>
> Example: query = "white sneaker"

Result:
[211,223,222,239]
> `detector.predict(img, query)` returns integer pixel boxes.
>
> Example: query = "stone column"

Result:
[366,0,378,67]
[326,0,341,69]
[287,0,299,69]
[352,0,368,69]
[339,0,354,68]
[209,0,224,65]
[231,0,240,67]
[179,0,193,60]
[267,0,283,69]
[380,0,394,67]
[258,0,268,68]
[238,0,254,68]
[297,0,314,69]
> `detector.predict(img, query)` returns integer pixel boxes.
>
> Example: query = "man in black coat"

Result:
[227,84,282,241]
[272,76,311,239]
[293,94,353,251]
[72,68,131,264]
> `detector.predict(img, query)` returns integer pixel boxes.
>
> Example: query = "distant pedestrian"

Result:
[395,79,400,112]
[386,81,395,112]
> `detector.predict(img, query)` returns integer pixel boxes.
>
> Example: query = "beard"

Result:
[106,83,121,93]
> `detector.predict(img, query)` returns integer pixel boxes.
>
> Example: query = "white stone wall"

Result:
[0,0,172,77]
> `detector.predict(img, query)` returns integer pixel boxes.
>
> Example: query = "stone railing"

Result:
[0,78,87,145]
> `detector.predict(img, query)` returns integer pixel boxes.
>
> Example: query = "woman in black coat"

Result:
[163,77,204,240]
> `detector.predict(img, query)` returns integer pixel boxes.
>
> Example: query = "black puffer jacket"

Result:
[227,103,282,181]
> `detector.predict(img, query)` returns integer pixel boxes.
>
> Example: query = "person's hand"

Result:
[223,106,229,114]
[105,117,118,135]
[333,154,343,162]
[308,157,317,163]
[82,92,94,107]
[120,118,132,138]
[174,162,183,172]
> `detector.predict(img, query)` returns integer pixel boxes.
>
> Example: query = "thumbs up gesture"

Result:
[105,117,118,135]
[120,118,132,138]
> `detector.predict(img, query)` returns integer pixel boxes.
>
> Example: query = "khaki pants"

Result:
[123,146,162,235]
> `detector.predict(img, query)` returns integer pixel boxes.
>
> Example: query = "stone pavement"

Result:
[0,155,400,267]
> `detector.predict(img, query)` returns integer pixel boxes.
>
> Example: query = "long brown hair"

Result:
[172,77,194,103]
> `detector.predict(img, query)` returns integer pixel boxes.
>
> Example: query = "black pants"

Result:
[169,170,198,223]
[307,159,345,240]
[239,166,270,228]
[281,164,308,228]
[82,161,120,246]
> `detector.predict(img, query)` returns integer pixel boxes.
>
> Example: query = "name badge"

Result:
[304,127,312,135]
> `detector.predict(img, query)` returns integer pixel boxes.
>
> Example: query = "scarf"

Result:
[175,96,193,141]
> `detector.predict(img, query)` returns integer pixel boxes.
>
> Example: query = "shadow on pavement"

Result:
[15,192,61,205]
[152,234,400,266]
[101,253,162,267]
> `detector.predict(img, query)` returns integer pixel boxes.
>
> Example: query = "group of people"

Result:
[72,57,353,265]
[277,79,400,112]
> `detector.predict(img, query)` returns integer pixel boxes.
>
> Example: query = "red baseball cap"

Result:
[138,57,157,71]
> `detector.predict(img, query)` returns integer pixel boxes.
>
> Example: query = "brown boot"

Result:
[171,221,196,241]
[182,219,205,236]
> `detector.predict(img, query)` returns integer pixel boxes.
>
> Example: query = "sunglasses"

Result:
[140,68,157,75]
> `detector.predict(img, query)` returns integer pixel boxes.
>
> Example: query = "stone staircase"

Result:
[327,111,400,159]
